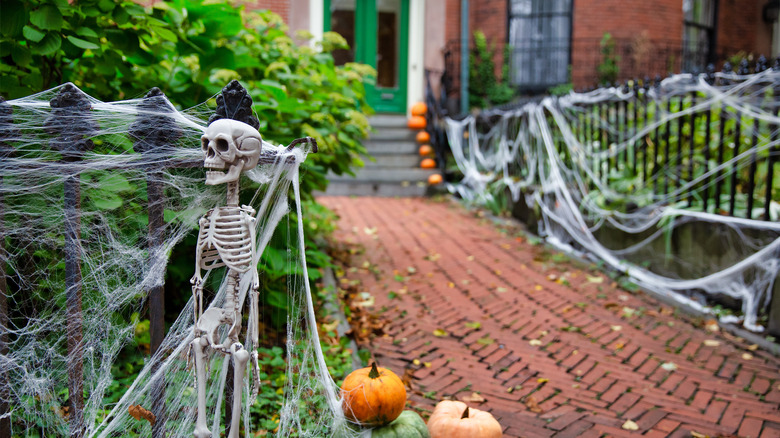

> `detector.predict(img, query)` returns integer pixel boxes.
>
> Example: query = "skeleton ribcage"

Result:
[198,207,254,273]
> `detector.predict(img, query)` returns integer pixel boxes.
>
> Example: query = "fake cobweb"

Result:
[0,84,364,437]
[444,69,780,332]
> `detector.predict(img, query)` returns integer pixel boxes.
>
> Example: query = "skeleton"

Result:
[190,119,263,438]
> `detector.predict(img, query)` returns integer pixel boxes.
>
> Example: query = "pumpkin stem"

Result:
[369,362,380,379]
[461,406,470,419]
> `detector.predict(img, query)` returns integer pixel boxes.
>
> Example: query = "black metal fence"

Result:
[427,56,779,222]
[0,80,263,438]
[560,58,778,221]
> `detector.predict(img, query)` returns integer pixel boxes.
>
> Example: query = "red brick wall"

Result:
[571,0,683,88]
[242,0,290,24]
[717,0,773,58]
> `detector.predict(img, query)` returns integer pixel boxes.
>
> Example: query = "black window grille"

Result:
[683,0,718,72]
[508,0,572,91]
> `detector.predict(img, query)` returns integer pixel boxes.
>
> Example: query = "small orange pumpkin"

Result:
[420,158,436,169]
[427,400,502,438]
[428,174,443,185]
[418,144,434,156]
[341,363,407,427]
[407,116,426,129]
[410,102,427,116]
[416,131,431,143]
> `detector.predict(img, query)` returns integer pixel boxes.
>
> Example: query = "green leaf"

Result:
[91,192,123,210]
[74,27,99,38]
[150,26,177,43]
[0,0,28,37]
[30,4,63,31]
[97,174,133,193]
[31,32,61,56]
[266,290,288,310]
[67,35,100,50]
[11,45,31,67]
[22,25,45,42]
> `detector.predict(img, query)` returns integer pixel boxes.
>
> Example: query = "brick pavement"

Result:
[318,196,780,438]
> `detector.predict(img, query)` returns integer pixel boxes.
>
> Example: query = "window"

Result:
[508,0,572,91]
[683,0,718,72]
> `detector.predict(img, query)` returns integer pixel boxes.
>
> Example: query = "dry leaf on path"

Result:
[460,392,486,403]
[433,329,448,337]
[621,419,639,431]
[524,396,543,413]
[703,339,720,347]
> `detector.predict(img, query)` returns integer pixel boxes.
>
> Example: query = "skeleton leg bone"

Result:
[192,336,211,438]
[228,343,250,438]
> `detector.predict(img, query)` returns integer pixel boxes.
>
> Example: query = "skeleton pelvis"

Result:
[197,307,237,348]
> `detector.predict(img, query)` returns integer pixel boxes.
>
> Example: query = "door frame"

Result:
[323,0,409,113]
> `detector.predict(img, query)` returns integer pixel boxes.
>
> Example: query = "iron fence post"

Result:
[0,96,13,438]
[129,87,184,438]
[45,83,96,438]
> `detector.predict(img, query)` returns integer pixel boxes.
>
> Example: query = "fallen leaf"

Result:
[534,285,543,291]
[611,325,622,331]
[433,329,448,337]
[621,307,637,317]
[496,286,508,293]
[407,266,417,274]
[703,339,720,347]
[460,392,486,403]
[466,255,475,261]
[660,362,678,371]
[413,359,421,366]
[128,405,156,425]
[537,378,549,384]
[586,275,603,283]
[465,321,482,330]
[363,227,377,235]
[613,342,625,350]
[618,294,629,302]
[747,344,758,351]
[742,353,753,360]
[621,419,639,431]
[447,282,455,288]
[561,305,573,313]
[704,319,719,332]
[529,339,543,346]
[423,362,432,368]
[477,336,494,346]
[690,432,707,438]
[524,396,543,413]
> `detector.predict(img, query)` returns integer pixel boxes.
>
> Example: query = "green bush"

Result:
[468,30,513,109]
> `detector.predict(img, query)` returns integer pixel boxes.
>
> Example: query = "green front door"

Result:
[325,0,409,113]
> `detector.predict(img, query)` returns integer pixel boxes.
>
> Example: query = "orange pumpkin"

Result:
[427,401,502,438]
[416,131,430,143]
[420,158,436,169]
[419,144,434,156]
[407,116,426,129]
[341,363,407,427]
[428,174,443,185]
[410,102,427,116]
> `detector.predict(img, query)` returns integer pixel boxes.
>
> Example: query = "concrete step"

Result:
[328,167,437,183]
[368,128,416,141]
[364,154,422,168]
[365,140,419,155]
[317,181,430,197]
[369,114,408,128]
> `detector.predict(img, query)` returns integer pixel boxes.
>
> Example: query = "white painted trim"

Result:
[407,0,425,114]
[309,0,324,48]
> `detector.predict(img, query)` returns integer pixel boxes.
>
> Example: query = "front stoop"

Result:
[318,114,437,197]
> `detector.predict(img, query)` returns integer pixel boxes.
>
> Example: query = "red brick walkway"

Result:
[318,196,780,438]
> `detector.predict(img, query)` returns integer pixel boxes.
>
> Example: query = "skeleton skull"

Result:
[201,119,262,185]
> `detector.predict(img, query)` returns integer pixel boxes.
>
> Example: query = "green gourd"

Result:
[371,410,430,438]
